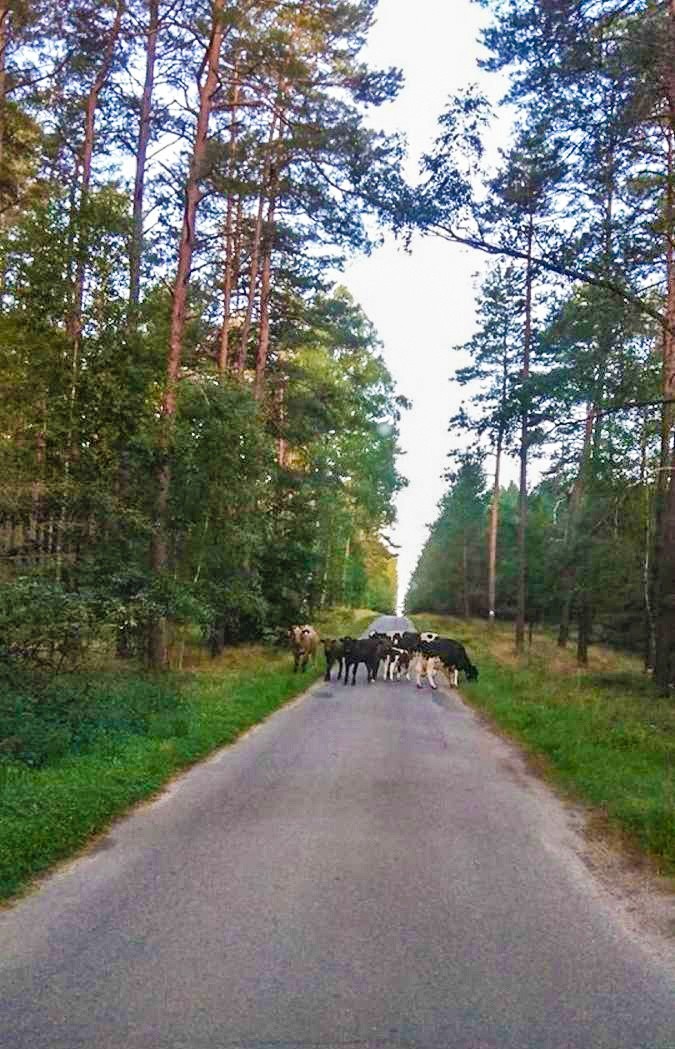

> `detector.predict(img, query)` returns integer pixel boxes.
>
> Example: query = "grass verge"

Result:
[0,608,377,903]
[412,614,675,876]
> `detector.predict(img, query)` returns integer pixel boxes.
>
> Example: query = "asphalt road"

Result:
[1,615,674,1049]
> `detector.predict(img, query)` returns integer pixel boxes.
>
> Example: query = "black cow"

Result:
[369,633,394,680]
[420,637,479,682]
[321,638,346,682]
[342,637,382,685]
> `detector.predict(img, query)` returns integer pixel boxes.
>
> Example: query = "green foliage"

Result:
[406,454,488,616]
[404,0,674,672]
[0,579,112,676]
[0,0,406,666]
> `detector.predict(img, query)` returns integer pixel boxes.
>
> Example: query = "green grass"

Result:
[0,608,377,903]
[412,614,675,874]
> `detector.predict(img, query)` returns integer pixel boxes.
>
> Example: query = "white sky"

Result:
[343,0,517,611]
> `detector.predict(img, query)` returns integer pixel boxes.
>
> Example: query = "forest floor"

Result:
[0,608,376,903]
[412,614,675,897]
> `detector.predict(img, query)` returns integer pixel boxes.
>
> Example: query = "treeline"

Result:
[405,456,647,659]
[0,1,404,668]
[404,0,675,690]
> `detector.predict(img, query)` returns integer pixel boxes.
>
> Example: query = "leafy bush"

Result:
[0,674,188,768]
[0,579,111,676]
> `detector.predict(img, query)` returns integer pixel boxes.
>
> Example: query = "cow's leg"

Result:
[343,659,350,685]
[450,666,459,688]
[416,657,426,689]
[293,650,300,672]
[351,661,358,685]
[427,662,438,690]
[337,657,344,679]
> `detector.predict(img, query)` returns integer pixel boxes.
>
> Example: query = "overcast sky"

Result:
[343,0,516,611]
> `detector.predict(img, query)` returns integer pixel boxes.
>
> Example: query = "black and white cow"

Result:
[420,637,479,683]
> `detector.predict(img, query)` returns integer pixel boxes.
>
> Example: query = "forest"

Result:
[0,0,404,673]
[2,0,675,695]
[405,0,675,693]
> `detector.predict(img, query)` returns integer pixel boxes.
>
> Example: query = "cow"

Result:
[371,634,394,680]
[288,625,319,672]
[387,647,411,680]
[321,638,345,682]
[408,652,443,689]
[390,631,437,654]
[342,636,382,685]
[391,631,421,653]
[420,637,479,683]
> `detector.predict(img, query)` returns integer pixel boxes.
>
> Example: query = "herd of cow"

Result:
[287,626,479,691]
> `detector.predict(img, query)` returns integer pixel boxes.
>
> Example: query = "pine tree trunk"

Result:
[231,197,243,338]
[654,286,675,691]
[462,533,470,618]
[129,0,159,316]
[236,112,279,373]
[275,376,288,466]
[557,406,595,647]
[640,412,656,672]
[219,192,236,372]
[515,216,534,654]
[655,434,675,692]
[67,0,124,348]
[30,412,46,558]
[150,0,228,669]
[58,1,124,579]
[0,1,7,172]
[577,594,591,666]
[654,117,675,691]
[123,0,157,654]
[487,427,503,629]
[218,65,241,374]
[0,0,8,296]
[558,591,573,648]
[254,186,277,397]
[573,132,616,667]
[342,534,351,606]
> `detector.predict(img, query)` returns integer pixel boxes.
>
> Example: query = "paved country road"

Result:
[1,615,674,1049]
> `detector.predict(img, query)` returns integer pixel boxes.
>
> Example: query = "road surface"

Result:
[1,615,674,1048]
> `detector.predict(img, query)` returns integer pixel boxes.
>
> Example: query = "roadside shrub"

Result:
[0,578,111,677]
[0,674,188,768]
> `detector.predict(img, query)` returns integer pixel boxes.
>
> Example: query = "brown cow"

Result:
[288,625,319,672]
